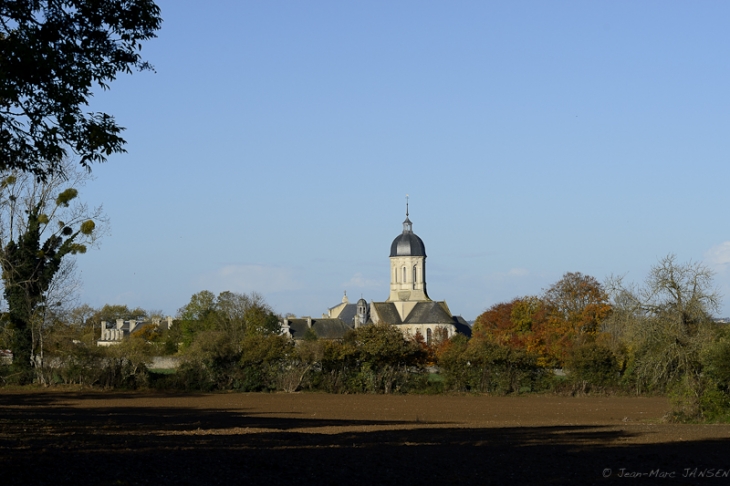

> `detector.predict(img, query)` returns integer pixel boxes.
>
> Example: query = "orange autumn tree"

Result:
[472,273,612,368]
[472,297,545,349]
[472,300,515,344]
[537,272,612,366]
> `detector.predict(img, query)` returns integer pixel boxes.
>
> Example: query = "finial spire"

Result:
[402,195,413,233]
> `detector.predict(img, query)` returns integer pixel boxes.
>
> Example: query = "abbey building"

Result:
[281,209,470,343]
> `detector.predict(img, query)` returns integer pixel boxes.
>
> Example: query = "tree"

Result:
[177,290,280,347]
[66,303,96,328]
[472,274,611,368]
[472,301,515,343]
[565,343,618,392]
[89,303,147,325]
[436,333,541,394]
[606,255,720,395]
[698,327,730,421]
[0,0,162,178]
[0,163,106,379]
[344,325,425,393]
[472,297,544,350]
[543,272,612,337]
[176,290,218,347]
[534,272,612,367]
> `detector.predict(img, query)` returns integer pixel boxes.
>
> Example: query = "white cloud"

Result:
[197,264,302,294]
[343,272,384,289]
[705,241,730,271]
[506,268,529,277]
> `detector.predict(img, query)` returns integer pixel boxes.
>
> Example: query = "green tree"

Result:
[177,290,217,347]
[238,334,290,391]
[344,325,425,394]
[170,290,283,389]
[437,333,541,394]
[0,0,162,178]
[90,304,147,323]
[698,328,730,421]
[66,303,96,328]
[0,164,105,379]
[177,290,280,347]
[435,333,471,391]
[565,343,618,392]
[607,255,720,396]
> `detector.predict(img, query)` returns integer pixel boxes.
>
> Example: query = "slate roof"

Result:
[371,302,403,324]
[286,318,354,340]
[286,319,310,339]
[368,301,470,337]
[313,319,354,339]
[452,315,472,338]
[334,303,358,324]
[403,301,455,325]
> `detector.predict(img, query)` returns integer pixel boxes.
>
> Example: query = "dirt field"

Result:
[1,391,729,485]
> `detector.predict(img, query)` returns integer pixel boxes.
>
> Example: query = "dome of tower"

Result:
[390,216,426,257]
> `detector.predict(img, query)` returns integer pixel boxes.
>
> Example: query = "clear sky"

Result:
[76,1,730,319]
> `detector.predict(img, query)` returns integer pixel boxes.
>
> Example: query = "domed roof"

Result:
[390,216,426,257]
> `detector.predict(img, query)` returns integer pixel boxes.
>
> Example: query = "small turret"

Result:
[355,298,369,327]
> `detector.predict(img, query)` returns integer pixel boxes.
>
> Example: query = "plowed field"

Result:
[1,391,729,485]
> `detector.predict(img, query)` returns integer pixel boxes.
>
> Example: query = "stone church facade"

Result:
[282,208,470,342]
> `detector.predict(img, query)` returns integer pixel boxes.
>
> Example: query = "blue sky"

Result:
[76,1,730,319]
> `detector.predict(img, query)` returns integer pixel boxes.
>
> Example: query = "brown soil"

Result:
[1,390,729,485]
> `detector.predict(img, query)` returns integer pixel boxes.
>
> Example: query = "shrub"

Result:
[438,335,542,394]
[565,343,618,393]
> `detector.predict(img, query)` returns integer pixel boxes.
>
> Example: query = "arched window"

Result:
[413,265,417,288]
[403,266,406,283]
[426,328,432,345]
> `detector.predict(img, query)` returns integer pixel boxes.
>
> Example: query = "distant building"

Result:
[282,206,471,343]
[97,317,174,346]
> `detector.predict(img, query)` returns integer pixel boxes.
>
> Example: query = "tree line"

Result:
[442,256,730,421]
[2,257,730,422]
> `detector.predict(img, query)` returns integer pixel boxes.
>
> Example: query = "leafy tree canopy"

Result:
[544,272,611,336]
[0,0,162,178]
[177,290,281,347]
[89,304,147,324]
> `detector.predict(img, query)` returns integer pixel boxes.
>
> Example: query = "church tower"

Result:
[317,197,468,342]
[387,199,429,304]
